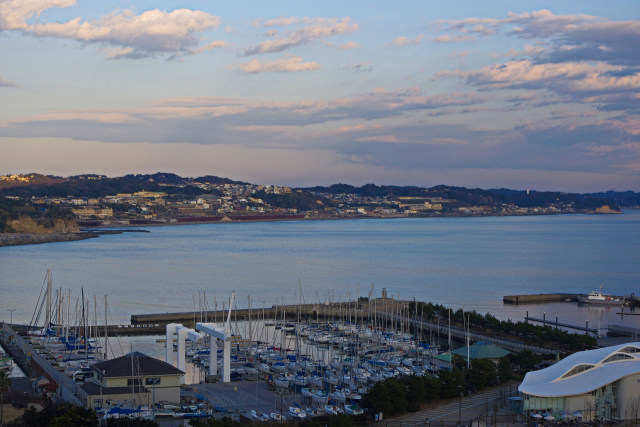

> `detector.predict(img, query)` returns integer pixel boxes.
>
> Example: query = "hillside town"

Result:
[0,173,619,228]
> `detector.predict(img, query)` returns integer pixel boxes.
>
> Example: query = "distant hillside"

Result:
[0,173,65,188]
[488,188,620,211]
[0,173,243,198]
[0,195,76,233]
[586,191,640,208]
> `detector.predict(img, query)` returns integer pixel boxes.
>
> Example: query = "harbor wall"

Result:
[0,323,82,405]
[503,294,579,304]
[131,301,555,354]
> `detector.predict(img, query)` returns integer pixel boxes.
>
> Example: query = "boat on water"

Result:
[577,286,627,306]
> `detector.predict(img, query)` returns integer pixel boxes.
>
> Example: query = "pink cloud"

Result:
[387,34,424,47]
[0,2,222,59]
[433,34,474,43]
[245,17,358,55]
[239,55,321,73]
[339,41,360,50]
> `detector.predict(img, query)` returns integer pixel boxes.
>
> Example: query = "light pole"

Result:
[7,309,15,329]
[458,385,463,426]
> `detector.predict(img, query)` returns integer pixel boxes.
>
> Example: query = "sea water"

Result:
[1,211,639,336]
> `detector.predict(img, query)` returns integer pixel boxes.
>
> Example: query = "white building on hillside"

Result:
[519,342,640,421]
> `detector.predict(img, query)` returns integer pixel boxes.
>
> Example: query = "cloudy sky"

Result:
[1,1,639,191]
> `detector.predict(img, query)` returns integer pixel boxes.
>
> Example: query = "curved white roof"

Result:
[519,342,640,397]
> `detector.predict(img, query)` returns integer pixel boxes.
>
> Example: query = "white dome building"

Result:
[519,342,640,421]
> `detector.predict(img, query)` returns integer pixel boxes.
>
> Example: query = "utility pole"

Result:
[7,309,15,329]
[458,385,463,426]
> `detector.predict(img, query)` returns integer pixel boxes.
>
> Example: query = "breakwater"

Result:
[131,301,556,354]
[503,293,580,304]
[0,232,98,247]
[0,229,149,247]
[504,293,639,306]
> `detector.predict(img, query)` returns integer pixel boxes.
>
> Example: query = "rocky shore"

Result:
[0,232,99,247]
[0,229,152,247]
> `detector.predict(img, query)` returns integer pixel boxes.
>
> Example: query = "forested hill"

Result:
[0,173,244,198]
[487,188,621,210]
[305,183,622,211]
[586,191,640,208]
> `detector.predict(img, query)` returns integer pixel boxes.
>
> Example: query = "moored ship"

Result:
[577,286,626,306]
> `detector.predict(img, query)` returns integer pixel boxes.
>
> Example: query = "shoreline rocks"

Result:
[0,232,98,247]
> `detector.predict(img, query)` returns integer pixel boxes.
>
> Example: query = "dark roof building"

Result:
[78,352,184,410]
[91,351,183,378]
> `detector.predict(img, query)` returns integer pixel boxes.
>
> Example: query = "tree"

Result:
[0,369,12,424]
[468,359,497,391]
[21,403,98,426]
[188,416,243,427]
[498,356,512,383]
[511,350,541,375]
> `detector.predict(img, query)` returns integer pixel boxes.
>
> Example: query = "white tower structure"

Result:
[196,291,235,382]
[165,323,203,383]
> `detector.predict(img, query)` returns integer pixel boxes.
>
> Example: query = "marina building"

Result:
[452,340,511,363]
[78,352,184,410]
[519,342,640,421]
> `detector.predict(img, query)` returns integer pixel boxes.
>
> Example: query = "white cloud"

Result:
[433,34,474,43]
[339,41,360,50]
[239,55,321,73]
[0,2,223,59]
[0,0,75,30]
[245,17,358,55]
[193,40,228,55]
[387,34,424,47]
[262,16,300,27]
[439,59,640,94]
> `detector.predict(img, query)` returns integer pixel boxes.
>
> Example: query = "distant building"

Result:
[519,342,640,421]
[72,207,114,219]
[78,352,183,410]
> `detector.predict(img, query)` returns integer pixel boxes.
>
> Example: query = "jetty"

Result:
[524,315,598,334]
[504,293,638,306]
[503,293,579,304]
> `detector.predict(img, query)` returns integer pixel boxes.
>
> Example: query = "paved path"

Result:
[383,384,519,426]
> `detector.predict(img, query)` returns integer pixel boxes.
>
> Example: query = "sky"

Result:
[1,1,639,192]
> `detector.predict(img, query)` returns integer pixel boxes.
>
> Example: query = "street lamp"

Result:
[7,309,15,329]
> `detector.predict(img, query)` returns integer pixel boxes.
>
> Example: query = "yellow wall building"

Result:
[78,352,184,410]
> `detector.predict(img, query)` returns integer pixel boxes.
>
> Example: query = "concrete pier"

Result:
[503,293,579,304]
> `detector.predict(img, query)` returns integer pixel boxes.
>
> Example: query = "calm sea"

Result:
[1,211,639,335]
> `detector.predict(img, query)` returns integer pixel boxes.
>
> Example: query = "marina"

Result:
[2,277,562,424]
[1,211,639,423]
[1,278,638,424]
